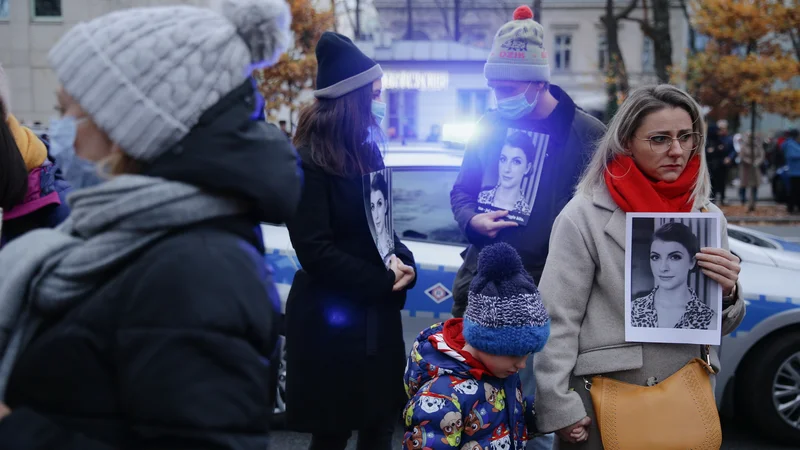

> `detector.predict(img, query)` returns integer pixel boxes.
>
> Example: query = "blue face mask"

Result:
[371,100,387,124]
[496,83,540,120]
[49,116,104,189]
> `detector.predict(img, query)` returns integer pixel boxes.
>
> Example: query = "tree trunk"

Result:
[605,0,630,102]
[288,84,296,133]
[454,0,461,42]
[331,0,338,32]
[677,0,696,55]
[406,0,414,39]
[750,101,757,154]
[790,28,800,62]
[355,0,361,39]
[533,0,542,21]
[341,0,357,34]
[748,39,757,153]
[651,0,672,83]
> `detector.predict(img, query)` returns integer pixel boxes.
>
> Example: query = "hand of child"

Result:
[556,416,591,444]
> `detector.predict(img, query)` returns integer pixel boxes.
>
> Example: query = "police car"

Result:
[263,149,800,444]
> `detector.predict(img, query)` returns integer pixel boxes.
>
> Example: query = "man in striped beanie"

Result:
[450,8,605,449]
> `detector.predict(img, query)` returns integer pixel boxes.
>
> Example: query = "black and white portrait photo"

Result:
[363,169,394,268]
[476,128,548,225]
[625,212,723,345]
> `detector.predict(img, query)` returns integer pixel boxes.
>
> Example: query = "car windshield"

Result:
[392,168,467,246]
[727,229,779,250]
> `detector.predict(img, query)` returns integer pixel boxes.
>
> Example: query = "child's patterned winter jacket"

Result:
[402,319,536,450]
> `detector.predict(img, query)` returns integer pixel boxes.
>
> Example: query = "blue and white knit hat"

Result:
[463,242,550,356]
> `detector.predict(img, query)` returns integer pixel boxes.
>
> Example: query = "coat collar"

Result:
[591,184,712,251]
[592,186,627,251]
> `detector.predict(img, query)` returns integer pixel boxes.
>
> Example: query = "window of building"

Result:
[392,168,467,245]
[0,0,8,19]
[554,34,572,71]
[598,33,608,72]
[32,0,61,19]
[457,89,489,120]
[642,37,655,73]
[387,90,418,141]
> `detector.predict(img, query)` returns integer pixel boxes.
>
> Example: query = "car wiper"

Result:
[402,230,428,240]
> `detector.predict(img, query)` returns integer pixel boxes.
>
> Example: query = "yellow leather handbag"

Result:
[586,353,722,450]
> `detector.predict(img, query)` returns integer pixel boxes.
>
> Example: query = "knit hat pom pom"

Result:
[477,242,524,280]
[513,5,534,20]
[212,0,292,65]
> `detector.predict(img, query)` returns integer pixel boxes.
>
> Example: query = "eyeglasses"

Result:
[636,132,702,153]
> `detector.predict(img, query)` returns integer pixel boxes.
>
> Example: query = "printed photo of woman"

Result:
[366,169,394,267]
[631,221,716,330]
[478,131,534,219]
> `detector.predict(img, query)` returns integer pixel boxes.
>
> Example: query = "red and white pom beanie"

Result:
[484,5,550,83]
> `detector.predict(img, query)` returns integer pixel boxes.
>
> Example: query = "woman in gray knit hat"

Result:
[0,1,300,449]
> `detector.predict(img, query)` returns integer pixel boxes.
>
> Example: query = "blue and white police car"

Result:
[263,147,800,444]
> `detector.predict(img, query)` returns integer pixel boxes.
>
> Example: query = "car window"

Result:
[392,168,468,246]
[727,229,778,249]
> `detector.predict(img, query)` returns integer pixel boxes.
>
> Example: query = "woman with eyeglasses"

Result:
[532,85,745,449]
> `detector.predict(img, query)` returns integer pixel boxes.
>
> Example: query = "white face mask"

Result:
[371,100,386,124]
[49,116,103,189]
[496,83,540,120]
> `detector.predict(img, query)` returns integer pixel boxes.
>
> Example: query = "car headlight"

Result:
[442,123,476,145]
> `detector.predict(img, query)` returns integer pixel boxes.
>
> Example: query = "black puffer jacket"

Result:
[0,82,301,450]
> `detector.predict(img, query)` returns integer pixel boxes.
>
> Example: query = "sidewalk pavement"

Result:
[720,181,800,224]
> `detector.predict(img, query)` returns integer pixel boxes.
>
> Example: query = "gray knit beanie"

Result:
[484,5,550,83]
[48,0,292,162]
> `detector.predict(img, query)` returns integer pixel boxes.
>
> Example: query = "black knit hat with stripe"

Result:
[313,32,383,99]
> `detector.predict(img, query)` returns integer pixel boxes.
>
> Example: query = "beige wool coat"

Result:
[533,185,746,449]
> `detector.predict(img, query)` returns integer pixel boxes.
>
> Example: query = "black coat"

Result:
[284,147,416,433]
[0,82,301,450]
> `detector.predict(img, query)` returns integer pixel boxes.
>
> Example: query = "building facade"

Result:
[0,0,211,124]
[366,0,691,142]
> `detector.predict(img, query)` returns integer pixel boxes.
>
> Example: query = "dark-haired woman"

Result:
[284,32,417,450]
[369,172,393,266]
[478,131,535,216]
[631,222,715,330]
[0,72,70,247]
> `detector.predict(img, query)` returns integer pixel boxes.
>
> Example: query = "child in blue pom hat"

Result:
[402,242,550,450]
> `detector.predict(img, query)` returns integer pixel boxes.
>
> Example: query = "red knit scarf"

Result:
[604,155,700,213]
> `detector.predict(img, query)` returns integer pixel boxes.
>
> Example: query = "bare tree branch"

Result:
[432,0,453,37]
[614,0,638,21]
[340,0,357,34]
[621,16,656,39]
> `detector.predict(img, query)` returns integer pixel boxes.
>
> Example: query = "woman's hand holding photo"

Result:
[390,255,416,292]
[695,247,741,296]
